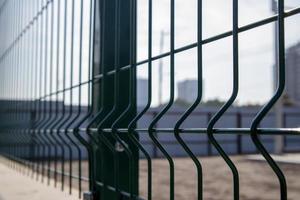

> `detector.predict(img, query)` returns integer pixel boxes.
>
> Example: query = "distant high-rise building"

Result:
[285,42,300,105]
[177,80,198,104]
[137,78,148,107]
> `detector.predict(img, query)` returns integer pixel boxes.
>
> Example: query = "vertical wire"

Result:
[28,1,34,173]
[84,0,109,196]
[109,0,138,198]
[83,1,119,199]
[250,0,287,199]
[39,0,50,184]
[8,0,12,167]
[35,0,43,180]
[51,0,74,193]
[21,0,27,172]
[55,1,66,191]
[60,0,78,194]
[49,0,71,191]
[35,0,47,181]
[8,0,14,167]
[12,0,21,169]
[84,1,118,197]
[26,0,33,176]
[32,0,40,178]
[19,0,25,172]
[46,0,63,188]
[10,0,17,170]
[67,0,76,193]
[12,0,18,170]
[53,0,77,193]
[4,0,8,162]
[108,0,122,195]
[94,0,124,198]
[173,0,203,199]
[31,0,39,177]
[23,0,29,171]
[47,1,67,191]
[15,0,22,172]
[4,0,8,165]
[21,0,28,173]
[127,0,153,198]
[206,0,240,199]
[10,0,13,163]
[9,2,14,162]
[19,0,30,175]
[26,0,34,175]
[18,0,24,173]
[72,0,96,194]
[41,0,54,184]
[87,0,107,195]
[42,0,50,182]
[23,0,29,175]
[5,0,9,166]
[11,0,17,170]
[63,0,86,196]
[55,0,66,190]
[40,0,53,184]
[147,0,175,199]
[5,0,8,162]
[44,0,60,191]
[76,0,84,194]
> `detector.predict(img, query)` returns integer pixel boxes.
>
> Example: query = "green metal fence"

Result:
[1,0,300,200]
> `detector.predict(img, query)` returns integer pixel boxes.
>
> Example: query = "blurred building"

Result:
[137,78,148,106]
[285,42,300,105]
[177,79,198,104]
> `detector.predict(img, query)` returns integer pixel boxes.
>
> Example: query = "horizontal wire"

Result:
[78,127,300,136]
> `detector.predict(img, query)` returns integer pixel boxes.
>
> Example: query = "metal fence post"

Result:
[91,0,138,199]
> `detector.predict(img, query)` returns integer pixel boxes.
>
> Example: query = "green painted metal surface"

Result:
[92,0,138,199]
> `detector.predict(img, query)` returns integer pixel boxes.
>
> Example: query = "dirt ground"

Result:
[1,156,300,200]
[139,156,300,200]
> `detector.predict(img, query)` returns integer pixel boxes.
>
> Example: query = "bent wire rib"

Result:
[109,0,139,199]
[250,0,287,199]
[72,0,96,196]
[173,0,203,199]
[147,1,176,200]
[206,0,239,199]
[95,1,135,199]
[127,0,153,199]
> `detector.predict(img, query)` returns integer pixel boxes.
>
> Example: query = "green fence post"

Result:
[91,0,138,199]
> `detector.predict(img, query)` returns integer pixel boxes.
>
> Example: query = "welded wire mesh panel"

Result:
[0,0,94,198]
[1,0,300,200]
[129,0,300,199]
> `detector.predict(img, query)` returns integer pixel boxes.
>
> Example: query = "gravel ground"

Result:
[1,155,300,200]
